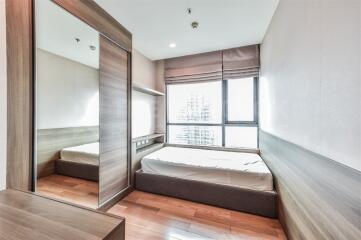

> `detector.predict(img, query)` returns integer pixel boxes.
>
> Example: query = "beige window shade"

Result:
[223,45,260,80]
[165,51,222,83]
[164,45,260,83]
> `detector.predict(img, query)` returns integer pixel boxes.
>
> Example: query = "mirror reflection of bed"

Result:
[37,140,99,209]
[35,0,100,209]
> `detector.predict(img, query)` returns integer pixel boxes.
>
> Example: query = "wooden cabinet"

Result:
[0,189,125,239]
[6,0,132,209]
[99,36,131,206]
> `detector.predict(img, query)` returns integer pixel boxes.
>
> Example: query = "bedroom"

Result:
[0,0,360,240]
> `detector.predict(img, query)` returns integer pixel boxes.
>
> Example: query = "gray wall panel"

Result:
[259,130,361,240]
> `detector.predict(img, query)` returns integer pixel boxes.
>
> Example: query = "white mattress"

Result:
[60,142,99,166]
[141,147,273,191]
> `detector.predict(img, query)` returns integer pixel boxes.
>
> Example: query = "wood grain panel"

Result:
[99,35,129,206]
[52,0,132,51]
[6,0,33,190]
[259,130,361,240]
[0,189,125,240]
[37,126,99,178]
[131,134,165,185]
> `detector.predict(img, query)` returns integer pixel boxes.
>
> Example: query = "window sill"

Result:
[164,143,260,154]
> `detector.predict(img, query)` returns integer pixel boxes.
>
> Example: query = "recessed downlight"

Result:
[191,21,199,29]
[169,43,176,48]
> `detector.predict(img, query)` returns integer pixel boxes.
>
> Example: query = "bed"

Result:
[55,142,99,181]
[135,146,277,218]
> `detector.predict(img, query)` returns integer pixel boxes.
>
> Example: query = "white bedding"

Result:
[141,147,273,191]
[60,142,99,166]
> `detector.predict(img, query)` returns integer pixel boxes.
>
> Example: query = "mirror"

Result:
[35,0,100,208]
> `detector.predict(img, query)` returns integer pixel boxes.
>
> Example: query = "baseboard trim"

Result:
[98,186,134,211]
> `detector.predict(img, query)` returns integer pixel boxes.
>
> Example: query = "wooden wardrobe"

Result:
[99,36,131,206]
[6,0,132,208]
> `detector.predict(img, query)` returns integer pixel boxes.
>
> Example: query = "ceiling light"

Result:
[169,43,176,48]
[191,21,199,29]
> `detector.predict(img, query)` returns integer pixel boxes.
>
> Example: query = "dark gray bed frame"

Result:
[55,160,99,182]
[135,169,277,218]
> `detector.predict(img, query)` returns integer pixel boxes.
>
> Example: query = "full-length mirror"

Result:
[35,0,100,208]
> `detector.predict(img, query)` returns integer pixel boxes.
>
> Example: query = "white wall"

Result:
[37,49,99,129]
[0,0,7,190]
[132,49,164,137]
[260,0,361,171]
[132,91,157,138]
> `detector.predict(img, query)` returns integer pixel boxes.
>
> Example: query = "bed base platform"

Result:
[55,160,98,182]
[135,170,277,218]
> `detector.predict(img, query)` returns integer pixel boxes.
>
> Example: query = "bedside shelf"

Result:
[136,142,164,154]
[132,133,165,143]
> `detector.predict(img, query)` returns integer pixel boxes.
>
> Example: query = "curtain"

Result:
[165,51,222,83]
[222,45,260,80]
[164,44,260,83]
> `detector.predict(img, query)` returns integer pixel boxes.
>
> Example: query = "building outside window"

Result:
[167,77,258,148]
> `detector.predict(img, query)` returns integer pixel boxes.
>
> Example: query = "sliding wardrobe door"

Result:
[99,35,130,206]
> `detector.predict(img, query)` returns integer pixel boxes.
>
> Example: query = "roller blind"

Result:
[222,45,260,80]
[165,51,222,83]
[164,45,260,83]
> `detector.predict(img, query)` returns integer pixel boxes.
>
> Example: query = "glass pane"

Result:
[227,78,254,121]
[225,127,258,148]
[168,81,222,124]
[168,125,222,146]
[35,0,100,207]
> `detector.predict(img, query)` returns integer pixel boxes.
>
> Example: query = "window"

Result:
[168,125,222,146]
[167,81,222,146]
[167,77,258,148]
[227,78,255,122]
[167,81,222,124]
[225,126,258,148]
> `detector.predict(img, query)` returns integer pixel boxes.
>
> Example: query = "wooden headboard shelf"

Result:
[130,133,165,185]
[132,133,165,143]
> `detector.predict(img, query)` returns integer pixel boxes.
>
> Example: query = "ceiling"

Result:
[95,0,279,60]
[36,0,99,69]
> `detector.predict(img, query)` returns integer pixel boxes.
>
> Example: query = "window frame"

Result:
[166,77,259,149]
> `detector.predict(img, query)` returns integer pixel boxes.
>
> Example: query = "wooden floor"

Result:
[37,175,287,239]
[37,174,98,209]
[108,191,287,240]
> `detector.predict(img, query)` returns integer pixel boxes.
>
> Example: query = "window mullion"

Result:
[254,77,258,124]
[222,80,227,147]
